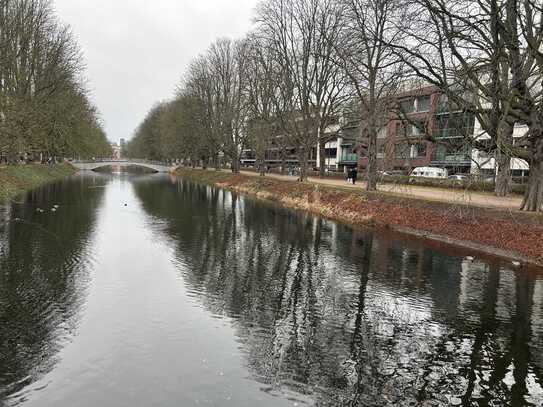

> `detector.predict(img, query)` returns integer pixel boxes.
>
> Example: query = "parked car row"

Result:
[410,167,448,179]
[377,167,500,183]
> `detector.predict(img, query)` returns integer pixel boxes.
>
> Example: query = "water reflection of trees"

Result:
[0,176,106,400]
[134,178,543,406]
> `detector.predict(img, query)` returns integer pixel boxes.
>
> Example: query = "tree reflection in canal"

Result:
[0,176,107,400]
[134,177,543,406]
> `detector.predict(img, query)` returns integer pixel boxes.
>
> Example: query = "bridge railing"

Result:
[72,159,173,166]
[72,159,129,164]
[130,159,173,167]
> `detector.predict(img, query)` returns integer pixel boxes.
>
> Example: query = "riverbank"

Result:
[175,168,543,268]
[0,163,77,203]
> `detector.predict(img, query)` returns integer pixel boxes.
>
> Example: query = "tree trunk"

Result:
[366,129,378,191]
[318,138,326,178]
[495,153,511,196]
[520,143,543,212]
[280,146,286,175]
[298,147,307,182]
[231,155,240,174]
[318,142,326,178]
[495,122,513,196]
[257,155,266,176]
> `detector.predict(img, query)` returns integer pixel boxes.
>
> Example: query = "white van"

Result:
[410,166,448,179]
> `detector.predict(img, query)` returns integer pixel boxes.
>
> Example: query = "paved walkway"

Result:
[231,170,524,211]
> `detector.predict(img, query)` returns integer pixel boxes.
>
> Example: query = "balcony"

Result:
[431,152,471,164]
[436,128,469,139]
[339,153,358,163]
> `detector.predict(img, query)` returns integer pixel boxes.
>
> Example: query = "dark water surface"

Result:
[1,173,543,406]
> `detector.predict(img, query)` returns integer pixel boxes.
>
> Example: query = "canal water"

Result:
[1,173,543,406]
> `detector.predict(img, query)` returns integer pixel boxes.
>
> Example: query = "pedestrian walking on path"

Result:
[352,168,358,185]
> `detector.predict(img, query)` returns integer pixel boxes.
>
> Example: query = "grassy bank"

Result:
[0,163,77,203]
[176,168,543,268]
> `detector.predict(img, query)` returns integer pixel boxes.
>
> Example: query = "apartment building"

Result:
[311,122,360,173]
[471,121,530,179]
[240,134,318,169]
[357,86,444,173]
[240,85,531,178]
[356,86,524,177]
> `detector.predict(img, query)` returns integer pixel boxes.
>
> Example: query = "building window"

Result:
[394,143,410,159]
[399,99,414,114]
[413,143,427,158]
[325,148,337,158]
[397,122,408,138]
[377,142,386,159]
[436,112,475,139]
[397,121,425,138]
[413,121,425,136]
[416,96,431,112]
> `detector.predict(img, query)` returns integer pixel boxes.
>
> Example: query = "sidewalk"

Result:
[233,170,524,211]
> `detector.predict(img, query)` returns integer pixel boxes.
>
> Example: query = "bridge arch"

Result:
[71,160,173,173]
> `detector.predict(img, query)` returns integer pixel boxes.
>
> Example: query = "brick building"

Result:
[357,86,475,175]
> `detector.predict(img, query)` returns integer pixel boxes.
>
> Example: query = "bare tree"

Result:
[0,0,109,162]
[182,39,249,173]
[501,0,543,211]
[183,54,220,169]
[335,0,406,191]
[255,0,346,181]
[244,34,282,176]
[392,0,520,197]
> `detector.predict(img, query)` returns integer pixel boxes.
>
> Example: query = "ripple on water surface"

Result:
[1,174,543,407]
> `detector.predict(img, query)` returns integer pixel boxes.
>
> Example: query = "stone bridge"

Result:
[72,160,174,173]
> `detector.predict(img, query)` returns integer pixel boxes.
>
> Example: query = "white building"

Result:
[111,143,121,160]
[471,120,530,179]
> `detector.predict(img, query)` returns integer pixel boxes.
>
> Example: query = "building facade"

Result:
[240,85,531,178]
[356,86,529,177]
[471,122,530,180]
[111,142,121,160]
[357,86,443,173]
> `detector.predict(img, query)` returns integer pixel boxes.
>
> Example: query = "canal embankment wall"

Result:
[175,168,543,268]
[0,163,77,203]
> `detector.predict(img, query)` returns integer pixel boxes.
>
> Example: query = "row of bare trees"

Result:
[397,0,543,211]
[127,0,543,212]
[0,0,111,163]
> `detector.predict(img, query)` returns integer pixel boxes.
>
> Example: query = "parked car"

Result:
[410,167,448,179]
[481,176,496,183]
[448,174,468,181]
[378,170,406,177]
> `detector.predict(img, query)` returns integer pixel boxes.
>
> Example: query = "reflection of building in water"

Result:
[531,280,543,378]
[132,179,543,406]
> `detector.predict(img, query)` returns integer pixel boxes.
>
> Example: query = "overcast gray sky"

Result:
[54,0,259,143]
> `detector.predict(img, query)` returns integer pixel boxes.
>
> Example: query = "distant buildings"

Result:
[111,142,121,159]
[358,86,440,173]
[240,85,531,177]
